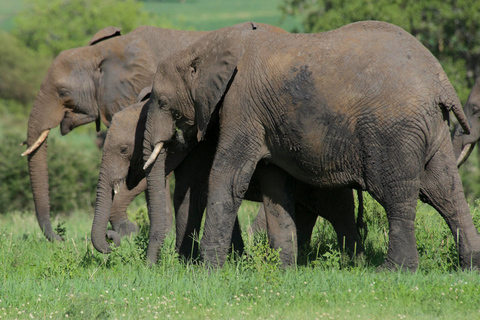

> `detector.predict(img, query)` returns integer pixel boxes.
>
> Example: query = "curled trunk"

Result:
[91,170,121,253]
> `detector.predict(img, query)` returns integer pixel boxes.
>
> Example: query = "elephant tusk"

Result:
[456,143,475,168]
[21,129,50,156]
[143,142,164,170]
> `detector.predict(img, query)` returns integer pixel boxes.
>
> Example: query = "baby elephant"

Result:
[91,88,364,265]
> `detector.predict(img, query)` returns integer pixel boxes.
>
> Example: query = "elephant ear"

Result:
[190,28,247,141]
[136,86,152,103]
[96,37,157,126]
[89,27,121,45]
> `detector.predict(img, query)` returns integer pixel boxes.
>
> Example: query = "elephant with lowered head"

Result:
[93,87,364,264]
[143,21,480,271]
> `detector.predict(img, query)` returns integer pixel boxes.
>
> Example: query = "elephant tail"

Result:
[437,74,470,135]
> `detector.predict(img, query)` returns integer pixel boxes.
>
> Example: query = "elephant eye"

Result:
[471,104,480,116]
[58,89,70,99]
[120,145,129,155]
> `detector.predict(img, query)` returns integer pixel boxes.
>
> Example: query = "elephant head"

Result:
[22,27,157,241]
[452,77,480,167]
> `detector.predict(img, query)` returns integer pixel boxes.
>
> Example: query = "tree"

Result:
[280,0,480,102]
[0,32,50,106]
[13,0,155,58]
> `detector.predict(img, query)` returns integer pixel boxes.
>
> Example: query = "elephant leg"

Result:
[293,201,318,261]
[201,137,262,268]
[371,181,420,272]
[296,187,363,257]
[419,143,480,270]
[110,179,145,237]
[247,205,267,236]
[173,141,244,261]
[164,176,173,236]
[173,181,204,260]
[257,163,297,267]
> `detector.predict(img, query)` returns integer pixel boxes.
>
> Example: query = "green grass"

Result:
[2,195,480,319]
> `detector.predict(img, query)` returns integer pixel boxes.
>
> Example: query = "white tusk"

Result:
[143,142,164,170]
[21,129,50,156]
[456,143,474,167]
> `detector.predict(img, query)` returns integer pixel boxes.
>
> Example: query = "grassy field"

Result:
[2,195,480,319]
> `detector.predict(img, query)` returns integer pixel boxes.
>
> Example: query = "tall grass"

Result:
[2,195,480,319]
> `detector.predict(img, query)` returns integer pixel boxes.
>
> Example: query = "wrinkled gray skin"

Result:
[452,77,480,167]
[22,26,206,242]
[144,21,480,271]
[95,92,363,264]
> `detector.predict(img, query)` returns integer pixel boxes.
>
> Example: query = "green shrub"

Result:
[0,32,50,107]
[0,129,101,214]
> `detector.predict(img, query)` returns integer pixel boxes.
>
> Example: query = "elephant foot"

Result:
[377,256,418,273]
[111,220,139,237]
[459,251,480,271]
[47,233,64,242]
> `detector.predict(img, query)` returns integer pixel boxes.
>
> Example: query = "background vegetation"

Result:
[1,0,480,318]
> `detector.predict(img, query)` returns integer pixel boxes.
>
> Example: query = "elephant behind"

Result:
[92,89,364,265]
[143,21,480,271]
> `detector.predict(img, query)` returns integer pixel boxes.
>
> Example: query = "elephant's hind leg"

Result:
[419,145,480,270]
[370,180,420,272]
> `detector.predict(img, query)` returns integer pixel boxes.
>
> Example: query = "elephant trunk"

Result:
[145,149,168,265]
[91,169,121,254]
[27,139,63,241]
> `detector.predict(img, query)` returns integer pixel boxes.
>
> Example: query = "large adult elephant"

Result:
[92,88,363,265]
[143,21,480,271]
[452,77,480,166]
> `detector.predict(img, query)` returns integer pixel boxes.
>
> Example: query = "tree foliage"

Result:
[280,0,480,102]
[0,32,50,105]
[13,0,151,58]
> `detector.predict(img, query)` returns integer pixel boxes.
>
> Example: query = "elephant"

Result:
[142,21,480,271]
[452,77,480,167]
[92,87,364,265]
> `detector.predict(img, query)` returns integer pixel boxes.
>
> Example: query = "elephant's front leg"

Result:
[200,137,262,268]
[256,162,297,267]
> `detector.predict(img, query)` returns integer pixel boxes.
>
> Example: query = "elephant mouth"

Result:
[456,143,475,167]
[113,179,126,196]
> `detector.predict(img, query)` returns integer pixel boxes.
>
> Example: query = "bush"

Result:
[14,0,151,58]
[0,32,50,106]
[0,129,102,214]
